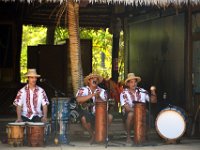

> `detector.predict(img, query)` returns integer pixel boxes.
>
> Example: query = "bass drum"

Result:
[155,105,187,140]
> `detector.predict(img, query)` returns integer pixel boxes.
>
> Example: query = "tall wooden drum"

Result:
[27,122,45,147]
[95,101,107,143]
[133,103,146,144]
[7,122,25,146]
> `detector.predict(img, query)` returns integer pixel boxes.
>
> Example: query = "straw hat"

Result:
[125,73,141,85]
[84,73,103,85]
[24,69,41,77]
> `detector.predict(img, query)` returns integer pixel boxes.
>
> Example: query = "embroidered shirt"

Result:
[13,84,49,119]
[120,87,149,114]
[76,86,107,114]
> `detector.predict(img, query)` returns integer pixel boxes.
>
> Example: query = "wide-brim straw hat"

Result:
[84,73,103,85]
[125,73,141,85]
[24,69,41,77]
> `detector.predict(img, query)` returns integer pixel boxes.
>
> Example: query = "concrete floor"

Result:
[0,139,200,150]
[1,117,199,150]
[1,133,200,150]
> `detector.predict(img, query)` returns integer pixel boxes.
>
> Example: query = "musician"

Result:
[120,73,157,143]
[76,73,113,144]
[13,69,49,123]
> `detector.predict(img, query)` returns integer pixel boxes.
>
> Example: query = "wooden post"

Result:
[185,4,193,112]
[110,6,124,83]
[112,32,120,83]
[15,21,23,83]
[46,26,55,45]
[124,18,129,78]
[110,17,121,83]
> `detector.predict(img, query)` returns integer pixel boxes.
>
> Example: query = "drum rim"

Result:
[26,122,45,126]
[7,122,26,126]
[155,109,186,140]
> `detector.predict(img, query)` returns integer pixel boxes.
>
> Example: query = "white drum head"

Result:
[99,91,106,101]
[155,110,186,140]
[8,122,25,126]
[26,122,45,126]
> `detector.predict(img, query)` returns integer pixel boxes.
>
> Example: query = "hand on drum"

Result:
[41,117,48,123]
[15,118,23,122]
[93,91,100,99]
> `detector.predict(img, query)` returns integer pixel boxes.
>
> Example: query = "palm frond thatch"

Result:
[2,0,200,6]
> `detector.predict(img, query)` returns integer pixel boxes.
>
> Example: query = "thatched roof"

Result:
[89,0,199,6]
[0,0,198,28]
[1,0,200,6]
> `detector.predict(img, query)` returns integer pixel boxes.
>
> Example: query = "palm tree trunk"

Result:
[67,0,83,96]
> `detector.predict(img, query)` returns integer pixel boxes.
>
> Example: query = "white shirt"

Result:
[76,86,107,114]
[13,84,49,119]
[120,87,149,114]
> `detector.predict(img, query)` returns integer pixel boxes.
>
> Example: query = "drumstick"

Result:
[191,104,200,136]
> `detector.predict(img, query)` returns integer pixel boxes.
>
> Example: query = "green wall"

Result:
[127,13,185,108]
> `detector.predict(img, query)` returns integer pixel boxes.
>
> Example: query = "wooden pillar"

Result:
[15,22,23,83]
[110,6,124,83]
[185,4,193,112]
[46,26,55,45]
[110,18,121,83]
[111,32,120,82]
[124,18,129,78]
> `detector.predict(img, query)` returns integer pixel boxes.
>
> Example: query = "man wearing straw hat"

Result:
[13,69,49,123]
[76,73,113,144]
[120,73,157,143]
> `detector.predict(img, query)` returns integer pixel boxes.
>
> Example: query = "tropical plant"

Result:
[20,25,47,82]
[20,26,124,82]
[67,0,83,96]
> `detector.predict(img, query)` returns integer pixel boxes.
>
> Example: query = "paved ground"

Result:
[1,117,199,150]
[1,136,200,150]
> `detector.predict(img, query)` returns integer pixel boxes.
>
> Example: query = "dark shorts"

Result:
[121,112,131,123]
[21,115,42,122]
[78,107,95,124]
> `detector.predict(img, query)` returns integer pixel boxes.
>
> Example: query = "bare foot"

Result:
[126,136,131,143]
[89,135,95,145]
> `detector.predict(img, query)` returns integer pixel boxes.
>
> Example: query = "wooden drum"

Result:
[95,101,107,143]
[7,122,25,146]
[133,103,146,144]
[27,122,45,147]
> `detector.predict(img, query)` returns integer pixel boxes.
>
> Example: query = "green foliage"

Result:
[81,28,113,78]
[20,25,47,82]
[54,27,69,44]
[54,27,124,80]
[20,26,124,82]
